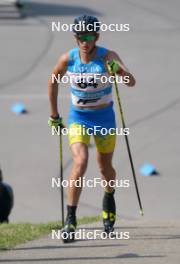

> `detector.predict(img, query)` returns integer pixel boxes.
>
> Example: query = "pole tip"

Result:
[140,209,144,216]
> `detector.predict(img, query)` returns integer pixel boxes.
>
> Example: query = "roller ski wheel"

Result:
[61,224,76,243]
[103,215,116,238]
[104,224,114,234]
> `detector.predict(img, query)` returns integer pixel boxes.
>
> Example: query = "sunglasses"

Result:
[77,35,96,42]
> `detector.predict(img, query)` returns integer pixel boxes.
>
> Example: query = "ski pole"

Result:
[59,128,65,226]
[113,72,144,216]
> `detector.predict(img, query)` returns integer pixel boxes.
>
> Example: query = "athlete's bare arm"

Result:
[106,50,136,87]
[48,52,69,117]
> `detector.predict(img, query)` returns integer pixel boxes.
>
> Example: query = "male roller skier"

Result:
[48,15,136,242]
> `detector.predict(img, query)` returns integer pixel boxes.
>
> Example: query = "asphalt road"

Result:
[0,220,180,264]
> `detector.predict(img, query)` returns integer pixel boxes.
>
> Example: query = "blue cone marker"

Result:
[11,103,27,115]
[140,163,157,176]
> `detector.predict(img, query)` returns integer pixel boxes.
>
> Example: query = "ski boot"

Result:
[102,189,116,235]
[61,214,77,243]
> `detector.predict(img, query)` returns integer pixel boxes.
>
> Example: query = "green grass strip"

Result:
[0,215,100,250]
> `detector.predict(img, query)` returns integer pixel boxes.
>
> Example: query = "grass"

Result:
[0,215,100,251]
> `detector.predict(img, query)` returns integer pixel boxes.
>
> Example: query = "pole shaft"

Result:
[114,78,144,215]
[59,133,65,226]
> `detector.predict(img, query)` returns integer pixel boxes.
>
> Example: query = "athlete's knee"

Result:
[72,157,88,176]
[99,164,116,180]
[97,153,115,179]
[71,143,88,177]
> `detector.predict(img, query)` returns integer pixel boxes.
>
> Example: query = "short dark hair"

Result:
[73,15,100,35]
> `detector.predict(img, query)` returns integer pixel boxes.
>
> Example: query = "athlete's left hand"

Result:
[48,116,65,130]
[107,60,123,75]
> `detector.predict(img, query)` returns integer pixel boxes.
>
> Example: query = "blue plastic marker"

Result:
[140,163,157,176]
[11,103,27,115]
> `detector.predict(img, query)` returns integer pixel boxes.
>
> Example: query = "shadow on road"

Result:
[0,254,165,262]
[0,1,102,20]
[23,1,102,17]
[9,243,127,251]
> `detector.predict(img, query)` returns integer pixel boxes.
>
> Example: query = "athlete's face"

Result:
[75,33,99,53]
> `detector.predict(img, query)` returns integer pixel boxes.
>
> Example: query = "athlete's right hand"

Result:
[48,116,65,129]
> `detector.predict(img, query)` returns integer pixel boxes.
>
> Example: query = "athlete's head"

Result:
[73,15,100,54]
